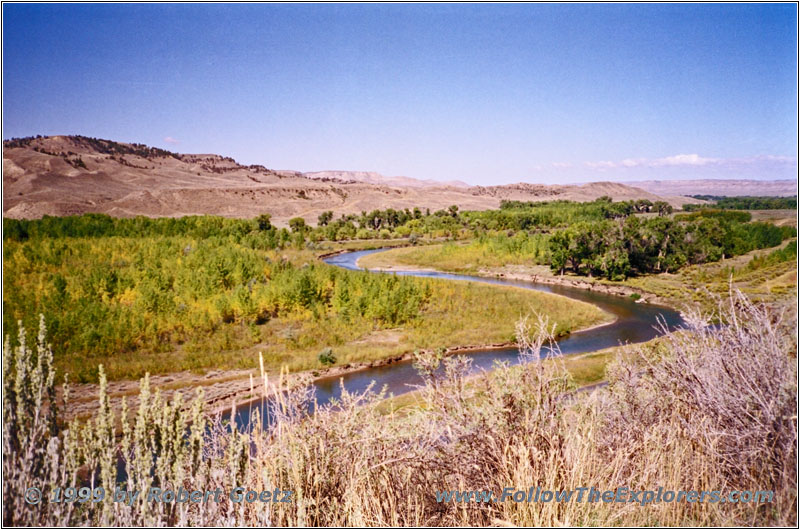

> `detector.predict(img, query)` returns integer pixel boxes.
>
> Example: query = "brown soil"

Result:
[4,135,702,226]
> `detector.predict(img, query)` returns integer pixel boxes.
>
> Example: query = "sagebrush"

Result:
[3,291,796,526]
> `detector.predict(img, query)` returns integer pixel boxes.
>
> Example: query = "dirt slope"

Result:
[4,135,695,225]
[624,179,797,197]
[302,170,470,189]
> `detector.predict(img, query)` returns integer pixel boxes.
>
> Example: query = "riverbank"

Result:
[64,334,581,420]
[65,251,615,420]
[376,342,643,416]
[356,252,670,306]
[67,302,621,420]
[357,240,798,312]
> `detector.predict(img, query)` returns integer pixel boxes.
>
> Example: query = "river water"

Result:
[232,248,683,428]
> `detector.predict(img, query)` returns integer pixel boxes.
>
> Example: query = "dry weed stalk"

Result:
[2,290,796,526]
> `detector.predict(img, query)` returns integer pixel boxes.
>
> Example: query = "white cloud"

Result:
[164,136,180,144]
[584,160,616,169]
[551,162,573,168]
[651,154,718,167]
[581,153,795,170]
[621,158,645,167]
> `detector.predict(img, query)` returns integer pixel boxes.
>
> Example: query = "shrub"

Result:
[3,292,796,526]
[317,347,336,366]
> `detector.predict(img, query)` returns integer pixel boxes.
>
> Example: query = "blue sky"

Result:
[3,3,797,184]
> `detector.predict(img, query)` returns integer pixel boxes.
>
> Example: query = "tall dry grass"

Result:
[3,290,796,526]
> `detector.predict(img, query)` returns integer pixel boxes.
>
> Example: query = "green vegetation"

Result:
[361,232,550,273]
[361,210,796,282]
[2,197,796,526]
[317,210,334,226]
[2,216,609,383]
[623,239,797,309]
[317,347,336,366]
[0,196,702,251]
[501,196,673,216]
[745,239,796,270]
[685,195,797,210]
[547,210,795,280]
[3,202,795,386]
[4,213,277,242]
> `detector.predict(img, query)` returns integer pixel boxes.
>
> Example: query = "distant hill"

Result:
[3,135,696,225]
[624,179,797,198]
[303,170,470,189]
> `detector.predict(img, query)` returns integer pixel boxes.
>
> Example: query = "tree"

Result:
[549,231,570,275]
[317,211,333,227]
[367,210,383,230]
[634,199,653,213]
[602,202,634,220]
[288,217,307,234]
[448,205,459,218]
[256,213,273,231]
[592,241,630,280]
[654,201,673,216]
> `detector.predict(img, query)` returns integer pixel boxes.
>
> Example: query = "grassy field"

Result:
[361,209,796,283]
[167,275,612,381]
[359,234,549,273]
[362,232,796,410]
[749,208,797,227]
[3,234,610,382]
[5,212,796,525]
[313,237,420,252]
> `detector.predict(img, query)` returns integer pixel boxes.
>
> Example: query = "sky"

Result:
[3,3,797,185]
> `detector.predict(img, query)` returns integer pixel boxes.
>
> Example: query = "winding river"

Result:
[232,248,683,428]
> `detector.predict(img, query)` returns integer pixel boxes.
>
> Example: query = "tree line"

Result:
[3,197,673,247]
[548,211,795,280]
[684,195,797,211]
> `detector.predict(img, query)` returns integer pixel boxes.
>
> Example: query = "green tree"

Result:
[654,201,673,217]
[288,217,307,234]
[257,213,273,231]
[548,230,572,275]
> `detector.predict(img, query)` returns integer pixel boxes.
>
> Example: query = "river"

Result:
[231,248,683,428]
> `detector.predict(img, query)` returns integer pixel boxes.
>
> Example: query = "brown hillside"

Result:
[3,135,695,226]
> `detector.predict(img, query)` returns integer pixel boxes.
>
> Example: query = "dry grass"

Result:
[376,343,635,416]
[748,209,797,228]
[4,290,796,526]
[623,241,797,310]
